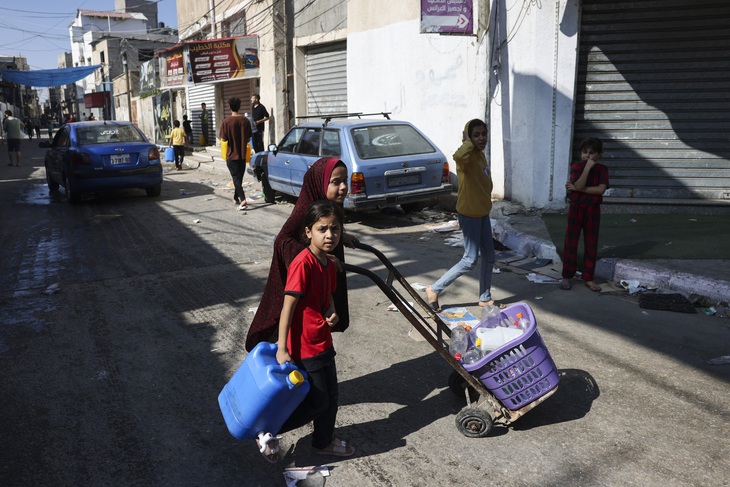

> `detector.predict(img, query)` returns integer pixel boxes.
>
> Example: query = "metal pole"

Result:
[123,42,133,122]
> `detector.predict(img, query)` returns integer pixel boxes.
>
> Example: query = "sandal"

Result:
[585,281,601,292]
[479,300,507,309]
[313,438,355,457]
[238,202,248,211]
[559,279,572,290]
[425,286,441,312]
[256,432,281,464]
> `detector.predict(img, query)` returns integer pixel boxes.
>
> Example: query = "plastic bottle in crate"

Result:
[480,304,502,324]
[449,326,469,358]
[515,312,529,331]
[462,339,484,364]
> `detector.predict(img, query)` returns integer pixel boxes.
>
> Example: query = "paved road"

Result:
[1,142,728,486]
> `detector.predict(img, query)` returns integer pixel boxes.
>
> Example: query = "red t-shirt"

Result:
[569,161,609,207]
[284,249,338,360]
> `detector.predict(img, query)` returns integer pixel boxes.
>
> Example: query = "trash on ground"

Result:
[193,219,201,224]
[707,355,730,365]
[443,235,464,247]
[535,296,543,300]
[526,273,561,284]
[425,219,460,233]
[411,282,427,291]
[700,307,717,316]
[638,293,697,314]
[248,307,258,313]
[283,465,330,487]
[387,302,413,311]
[619,279,645,294]
[44,283,61,295]
[493,267,501,274]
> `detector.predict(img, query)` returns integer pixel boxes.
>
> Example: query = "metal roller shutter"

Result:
[574,0,730,201]
[306,42,347,116]
[221,79,252,119]
[187,84,216,145]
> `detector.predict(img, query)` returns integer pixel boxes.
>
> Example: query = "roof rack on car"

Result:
[296,112,392,127]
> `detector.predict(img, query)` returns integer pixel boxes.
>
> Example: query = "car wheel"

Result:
[146,184,162,197]
[64,174,81,204]
[401,201,427,213]
[261,172,276,203]
[46,165,59,191]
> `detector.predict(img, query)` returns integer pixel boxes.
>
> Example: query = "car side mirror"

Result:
[268,143,278,155]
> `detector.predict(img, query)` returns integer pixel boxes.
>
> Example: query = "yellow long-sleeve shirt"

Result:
[453,140,493,218]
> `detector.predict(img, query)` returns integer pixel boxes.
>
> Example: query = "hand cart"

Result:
[343,242,559,438]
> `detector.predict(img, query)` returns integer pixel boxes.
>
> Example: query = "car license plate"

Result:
[388,174,421,187]
[110,154,130,165]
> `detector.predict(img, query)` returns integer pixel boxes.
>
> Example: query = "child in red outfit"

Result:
[264,200,354,462]
[560,137,609,292]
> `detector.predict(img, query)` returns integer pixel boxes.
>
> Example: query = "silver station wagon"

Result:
[249,113,453,211]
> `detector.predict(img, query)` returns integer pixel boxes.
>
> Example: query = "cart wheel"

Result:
[455,407,493,438]
[448,370,479,401]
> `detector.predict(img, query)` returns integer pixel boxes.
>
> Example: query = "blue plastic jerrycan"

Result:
[164,147,175,162]
[218,342,310,439]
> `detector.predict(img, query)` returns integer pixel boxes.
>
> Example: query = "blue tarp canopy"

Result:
[0,65,100,87]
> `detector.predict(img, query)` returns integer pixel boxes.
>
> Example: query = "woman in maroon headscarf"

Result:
[245,157,354,351]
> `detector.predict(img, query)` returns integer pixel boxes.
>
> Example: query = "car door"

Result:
[45,128,70,183]
[287,128,322,196]
[267,127,306,195]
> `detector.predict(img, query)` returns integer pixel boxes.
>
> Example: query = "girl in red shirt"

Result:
[262,200,354,462]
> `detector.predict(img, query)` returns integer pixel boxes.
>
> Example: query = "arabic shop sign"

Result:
[187,36,260,83]
[420,0,474,34]
[158,45,185,88]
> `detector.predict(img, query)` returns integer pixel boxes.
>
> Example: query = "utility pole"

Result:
[122,41,133,122]
[272,0,293,141]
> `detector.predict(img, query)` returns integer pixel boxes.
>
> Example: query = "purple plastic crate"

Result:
[462,302,559,410]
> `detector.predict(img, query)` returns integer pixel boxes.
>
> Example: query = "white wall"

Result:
[489,0,579,209]
[347,19,489,186]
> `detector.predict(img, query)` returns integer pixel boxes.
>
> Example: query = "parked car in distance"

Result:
[44,121,163,203]
[248,113,452,211]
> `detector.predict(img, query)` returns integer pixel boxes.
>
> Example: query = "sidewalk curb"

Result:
[493,217,730,304]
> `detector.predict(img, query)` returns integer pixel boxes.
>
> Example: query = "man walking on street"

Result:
[250,94,270,153]
[199,103,209,146]
[3,111,24,167]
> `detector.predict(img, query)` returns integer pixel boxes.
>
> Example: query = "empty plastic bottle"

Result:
[462,339,484,364]
[449,326,469,358]
[481,304,502,326]
[515,312,529,331]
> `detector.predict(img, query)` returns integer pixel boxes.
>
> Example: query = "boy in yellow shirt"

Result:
[168,120,187,170]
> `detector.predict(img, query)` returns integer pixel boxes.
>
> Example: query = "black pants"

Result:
[252,132,265,153]
[226,159,246,203]
[279,348,338,449]
[173,145,185,168]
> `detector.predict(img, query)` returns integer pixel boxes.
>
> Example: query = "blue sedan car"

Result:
[44,121,163,203]
[249,114,452,212]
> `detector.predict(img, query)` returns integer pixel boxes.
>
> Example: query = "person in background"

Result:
[425,119,497,312]
[167,120,187,171]
[23,116,33,139]
[182,114,193,149]
[258,200,354,463]
[559,137,609,292]
[250,94,270,153]
[199,103,209,146]
[32,116,41,139]
[3,111,24,167]
[219,97,253,210]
